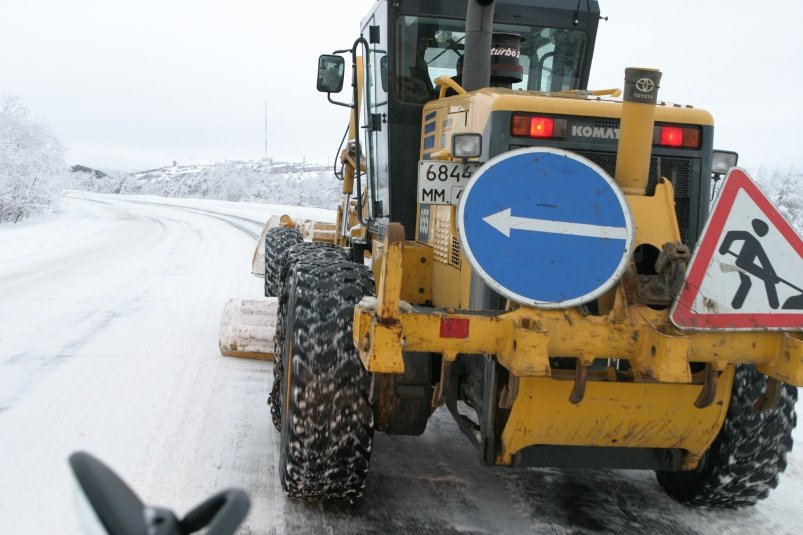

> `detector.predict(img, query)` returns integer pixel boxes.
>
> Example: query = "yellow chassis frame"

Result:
[353,223,803,467]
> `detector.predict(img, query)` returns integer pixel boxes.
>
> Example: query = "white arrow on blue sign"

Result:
[457,147,634,308]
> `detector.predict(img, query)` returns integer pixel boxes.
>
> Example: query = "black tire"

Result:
[278,259,375,501]
[656,365,797,507]
[275,243,349,350]
[264,227,302,297]
[268,243,350,431]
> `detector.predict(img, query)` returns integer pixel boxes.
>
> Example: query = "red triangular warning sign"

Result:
[671,168,803,331]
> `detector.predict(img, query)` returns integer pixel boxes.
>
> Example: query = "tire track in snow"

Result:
[103,197,263,240]
[0,193,268,533]
[0,292,149,407]
[0,194,259,411]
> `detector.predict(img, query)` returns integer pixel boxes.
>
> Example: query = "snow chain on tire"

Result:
[656,365,797,507]
[264,227,303,297]
[278,259,375,501]
[268,242,349,430]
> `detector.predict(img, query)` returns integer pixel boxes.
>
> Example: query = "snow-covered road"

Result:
[1,193,801,534]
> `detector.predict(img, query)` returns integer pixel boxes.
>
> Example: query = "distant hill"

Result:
[68,159,341,209]
[70,165,109,178]
[65,160,801,233]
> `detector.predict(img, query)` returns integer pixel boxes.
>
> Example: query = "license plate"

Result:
[417,161,481,205]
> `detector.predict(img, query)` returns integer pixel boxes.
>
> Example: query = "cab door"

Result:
[361,8,390,226]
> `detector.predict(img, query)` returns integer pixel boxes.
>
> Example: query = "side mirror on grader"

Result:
[316,54,345,93]
[220,0,803,511]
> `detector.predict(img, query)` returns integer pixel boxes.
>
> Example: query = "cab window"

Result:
[397,15,588,103]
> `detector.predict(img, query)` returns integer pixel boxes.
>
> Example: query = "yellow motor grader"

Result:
[221,0,803,506]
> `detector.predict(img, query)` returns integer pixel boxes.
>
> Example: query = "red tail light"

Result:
[660,126,683,146]
[654,125,700,148]
[511,114,566,139]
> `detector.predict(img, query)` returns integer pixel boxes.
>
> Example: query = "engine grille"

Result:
[432,215,461,268]
[574,150,693,243]
[592,119,619,130]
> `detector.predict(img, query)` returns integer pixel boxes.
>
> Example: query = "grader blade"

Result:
[218,298,277,360]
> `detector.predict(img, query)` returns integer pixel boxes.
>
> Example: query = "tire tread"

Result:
[656,365,797,507]
[278,259,375,501]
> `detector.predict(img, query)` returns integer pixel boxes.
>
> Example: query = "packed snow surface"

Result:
[1,192,801,534]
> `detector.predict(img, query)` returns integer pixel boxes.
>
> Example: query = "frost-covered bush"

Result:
[119,161,340,209]
[252,165,341,208]
[68,170,124,194]
[754,167,802,234]
[0,95,66,222]
[198,163,254,201]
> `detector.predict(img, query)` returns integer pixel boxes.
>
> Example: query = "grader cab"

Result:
[224,0,803,506]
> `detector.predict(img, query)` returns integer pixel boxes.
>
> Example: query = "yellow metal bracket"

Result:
[757,332,803,385]
[561,88,623,98]
[372,239,432,305]
[434,75,466,98]
[356,223,406,373]
[631,326,692,383]
[498,366,736,466]
[354,281,803,387]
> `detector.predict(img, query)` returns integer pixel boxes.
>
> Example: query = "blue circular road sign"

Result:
[457,148,634,308]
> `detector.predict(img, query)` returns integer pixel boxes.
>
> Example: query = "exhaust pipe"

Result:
[614,68,662,195]
[462,0,495,91]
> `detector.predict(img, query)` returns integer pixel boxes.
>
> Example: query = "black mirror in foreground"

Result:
[317,54,345,93]
[69,451,250,535]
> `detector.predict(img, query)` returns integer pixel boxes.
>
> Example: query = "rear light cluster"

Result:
[511,113,701,149]
[511,114,567,139]
[653,125,700,148]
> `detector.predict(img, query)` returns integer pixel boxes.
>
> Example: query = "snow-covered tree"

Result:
[755,167,802,234]
[111,160,341,209]
[200,162,254,201]
[0,95,66,223]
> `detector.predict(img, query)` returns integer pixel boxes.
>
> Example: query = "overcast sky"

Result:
[2,0,801,172]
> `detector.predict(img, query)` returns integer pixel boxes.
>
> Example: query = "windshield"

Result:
[397,15,588,103]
